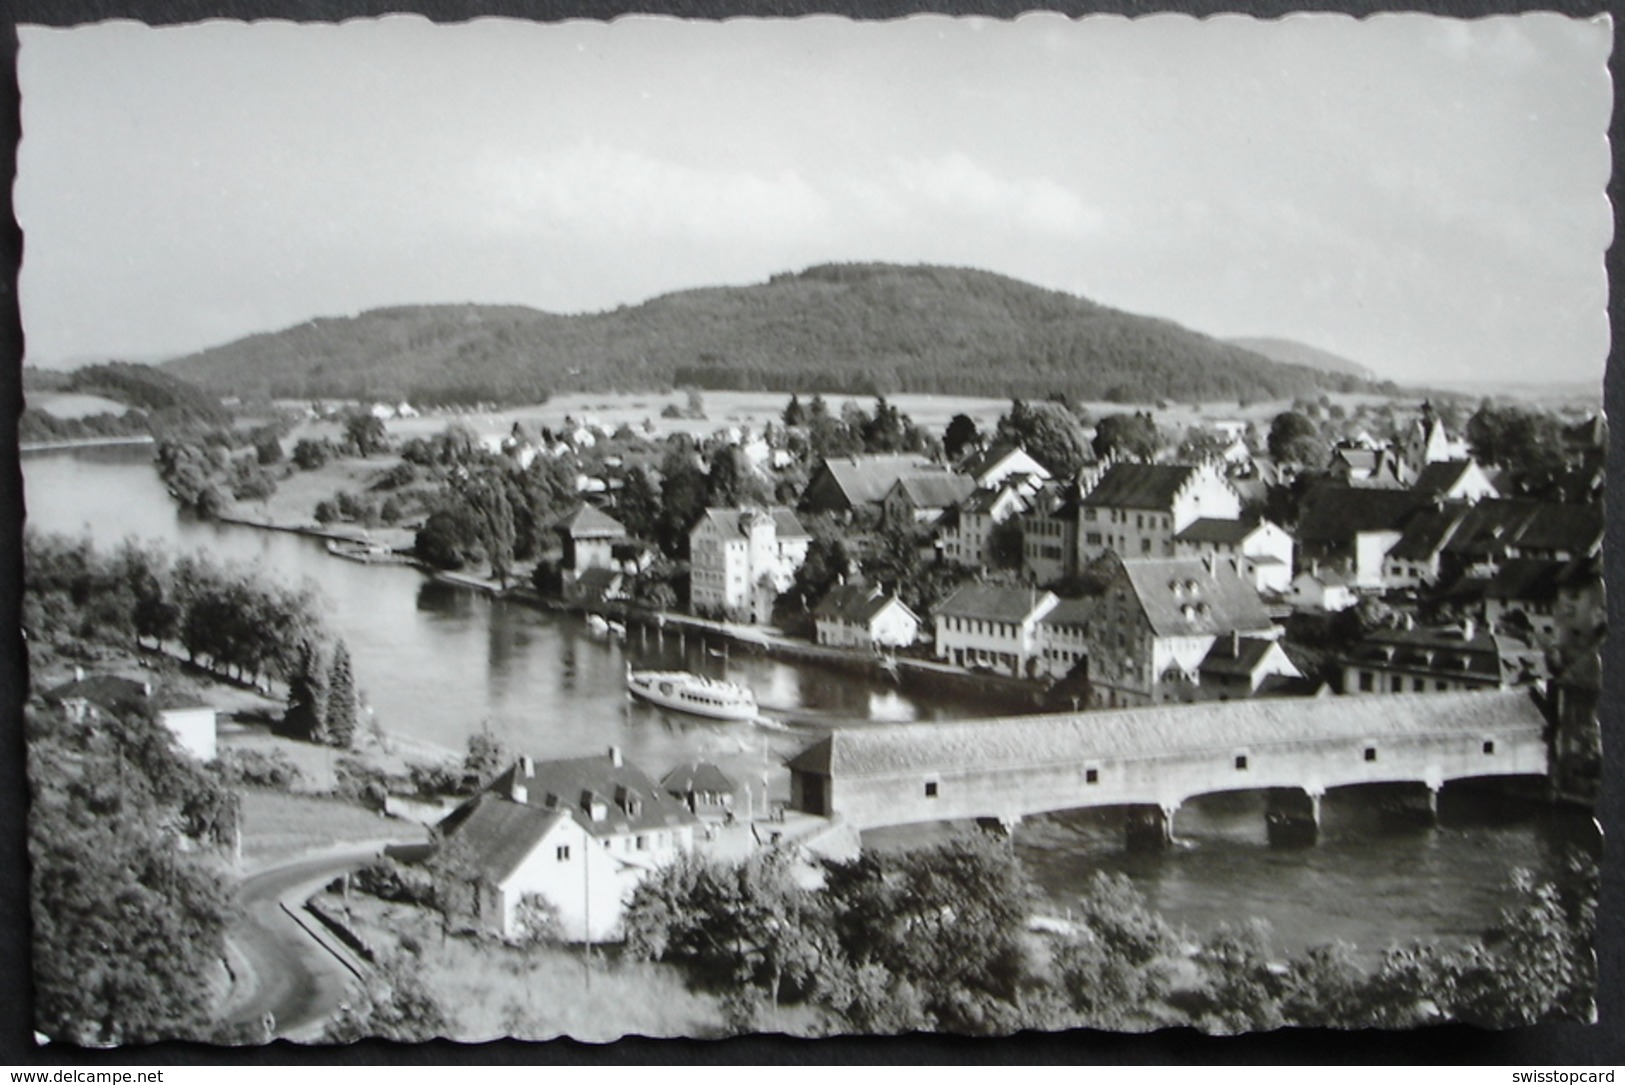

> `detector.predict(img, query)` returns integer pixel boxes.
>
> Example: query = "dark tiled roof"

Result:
[785,690,1547,778]
[891,473,975,510]
[438,794,572,886]
[932,583,1052,624]
[1040,597,1098,628]
[957,443,1021,479]
[698,506,809,540]
[1387,502,1471,562]
[561,504,626,537]
[1199,636,1282,678]
[1174,517,1259,545]
[1442,500,1602,561]
[1485,558,1566,603]
[660,760,738,796]
[1351,624,1544,683]
[1412,459,1479,497]
[1295,485,1428,545]
[809,456,940,507]
[481,752,700,839]
[41,674,148,713]
[1114,556,1276,638]
[1081,463,1200,511]
[813,583,916,626]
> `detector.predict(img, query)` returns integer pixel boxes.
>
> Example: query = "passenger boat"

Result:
[625,667,758,721]
[326,538,403,564]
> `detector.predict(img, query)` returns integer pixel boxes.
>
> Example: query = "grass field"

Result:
[237,786,428,867]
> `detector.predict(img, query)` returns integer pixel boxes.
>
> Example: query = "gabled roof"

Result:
[1386,502,1471,562]
[1412,459,1486,498]
[474,752,701,840]
[1080,463,1206,511]
[813,583,917,626]
[1199,636,1284,678]
[807,455,940,507]
[437,793,573,886]
[41,674,149,713]
[957,443,1049,483]
[932,583,1054,624]
[784,690,1547,779]
[1295,485,1428,546]
[696,506,809,540]
[1111,555,1276,638]
[560,504,626,538]
[1484,558,1569,603]
[660,760,738,796]
[1174,517,1262,546]
[889,473,975,510]
[1350,624,1544,684]
[1038,597,1098,628]
[1442,499,1603,561]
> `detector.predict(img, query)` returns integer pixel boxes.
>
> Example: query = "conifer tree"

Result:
[285,639,329,744]
[325,640,358,749]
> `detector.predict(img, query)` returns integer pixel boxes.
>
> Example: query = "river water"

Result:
[22,444,1600,959]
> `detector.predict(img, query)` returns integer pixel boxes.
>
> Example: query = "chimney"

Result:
[73,665,84,683]
[1230,629,1240,656]
[511,780,529,805]
[1460,617,1477,641]
[520,755,534,778]
[608,745,623,768]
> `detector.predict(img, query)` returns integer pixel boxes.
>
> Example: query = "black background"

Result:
[0,0,1620,1065]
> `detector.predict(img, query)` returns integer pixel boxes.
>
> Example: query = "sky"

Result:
[14,13,1615,384]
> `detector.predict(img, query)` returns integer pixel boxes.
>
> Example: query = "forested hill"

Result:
[1226,336,1377,382]
[163,263,1396,404]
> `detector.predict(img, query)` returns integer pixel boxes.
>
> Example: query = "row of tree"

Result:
[24,532,328,689]
[622,833,1598,1036]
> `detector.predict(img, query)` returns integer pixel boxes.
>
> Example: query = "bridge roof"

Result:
[785,690,1546,779]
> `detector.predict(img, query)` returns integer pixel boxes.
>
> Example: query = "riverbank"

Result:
[20,434,156,454]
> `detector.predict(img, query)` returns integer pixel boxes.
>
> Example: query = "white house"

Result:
[932,584,1060,678]
[940,482,1037,570]
[1413,459,1499,504]
[436,749,700,943]
[1173,517,1295,594]
[43,672,217,761]
[1288,566,1358,613]
[689,507,812,623]
[956,444,1051,490]
[812,584,921,650]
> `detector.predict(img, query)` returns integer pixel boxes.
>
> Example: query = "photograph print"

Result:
[12,11,1611,1046]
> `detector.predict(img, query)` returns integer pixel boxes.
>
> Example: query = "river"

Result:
[22,444,1600,959]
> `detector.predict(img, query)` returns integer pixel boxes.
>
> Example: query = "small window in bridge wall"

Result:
[1234,753,1249,771]
[924,780,939,798]
[1085,766,1100,785]
[1364,746,1378,762]
[1483,739,1496,755]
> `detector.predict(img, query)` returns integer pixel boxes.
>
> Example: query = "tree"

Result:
[943,413,981,462]
[1196,919,1286,1033]
[323,954,455,1043]
[1267,411,1323,465]
[284,639,330,744]
[614,466,661,542]
[292,437,332,470]
[1465,404,1566,478]
[344,412,390,458]
[782,394,806,428]
[1091,411,1162,463]
[997,400,1091,476]
[462,725,508,789]
[325,640,358,748]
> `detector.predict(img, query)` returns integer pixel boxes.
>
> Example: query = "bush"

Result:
[352,856,438,906]
[217,747,302,789]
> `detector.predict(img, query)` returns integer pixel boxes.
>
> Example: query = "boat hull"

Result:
[626,671,757,722]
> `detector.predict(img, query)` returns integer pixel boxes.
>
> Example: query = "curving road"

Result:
[222,846,400,1041]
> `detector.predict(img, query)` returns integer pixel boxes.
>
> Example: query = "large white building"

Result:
[435,749,700,943]
[689,507,812,623]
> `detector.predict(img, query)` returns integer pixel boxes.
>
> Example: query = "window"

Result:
[1483,740,1496,755]
[1358,672,1374,692]
[1412,678,1425,693]
[556,845,571,861]
[1364,746,1378,763]
[1234,754,1249,771]
[636,835,649,851]
[1391,676,1404,693]
[924,781,939,798]
[1085,768,1099,785]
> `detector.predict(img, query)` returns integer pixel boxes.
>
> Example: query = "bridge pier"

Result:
[1266,788,1322,847]
[976,814,1022,838]
[1124,804,1179,851]
[1379,784,1440,829]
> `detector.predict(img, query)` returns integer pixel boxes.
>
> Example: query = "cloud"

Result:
[849,153,1104,240]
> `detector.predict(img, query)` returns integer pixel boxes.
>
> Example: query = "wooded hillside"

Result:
[164,263,1396,405]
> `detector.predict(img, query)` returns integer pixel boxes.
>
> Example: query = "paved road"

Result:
[222,847,391,1040]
